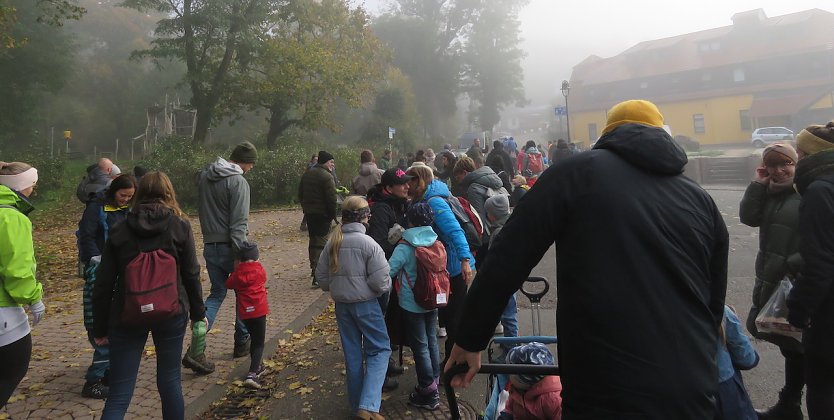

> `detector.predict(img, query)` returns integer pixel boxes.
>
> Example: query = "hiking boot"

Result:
[408,388,440,410]
[387,357,404,376]
[382,377,399,392]
[82,379,109,399]
[233,336,251,358]
[243,372,261,389]
[355,409,385,420]
[182,351,215,375]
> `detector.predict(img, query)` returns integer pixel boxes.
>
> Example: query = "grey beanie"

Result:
[230,141,258,164]
[485,194,510,219]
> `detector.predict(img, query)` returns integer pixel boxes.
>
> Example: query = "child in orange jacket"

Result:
[499,342,562,420]
[225,241,269,389]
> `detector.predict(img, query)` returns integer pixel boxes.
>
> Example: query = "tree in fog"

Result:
[462,0,527,132]
[0,0,74,147]
[122,0,276,144]
[236,0,386,150]
[360,67,421,152]
[1,0,85,48]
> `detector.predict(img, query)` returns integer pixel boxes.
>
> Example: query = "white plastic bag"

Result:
[755,277,803,340]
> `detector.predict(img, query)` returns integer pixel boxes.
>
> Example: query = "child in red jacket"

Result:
[499,342,562,420]
[225,241,269,389]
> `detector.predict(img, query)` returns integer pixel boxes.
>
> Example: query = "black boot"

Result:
[387,356,404,376]
[756,390,803,420]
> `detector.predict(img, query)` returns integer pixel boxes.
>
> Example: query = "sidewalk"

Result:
[0,209,323,419]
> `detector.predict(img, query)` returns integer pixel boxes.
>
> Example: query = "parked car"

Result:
[752,127,795,148]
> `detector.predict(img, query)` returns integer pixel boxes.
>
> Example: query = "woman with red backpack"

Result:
[92,172,205,420]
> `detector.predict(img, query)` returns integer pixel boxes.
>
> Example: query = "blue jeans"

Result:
[85,331,110,383]
[501,294,519,338]
[203,243,249,342]
[404,309,440,390]
[102,315,187,420]
[335,300,392,414]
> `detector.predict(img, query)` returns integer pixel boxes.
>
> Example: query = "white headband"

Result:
[0,167,38,192]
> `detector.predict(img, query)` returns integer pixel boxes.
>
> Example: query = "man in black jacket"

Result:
[787,121,834,419]
[445,100,729,420]
[485,140,515,192]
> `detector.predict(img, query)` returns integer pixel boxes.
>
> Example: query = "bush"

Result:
[0,139,65,194]
[139,134,365,209]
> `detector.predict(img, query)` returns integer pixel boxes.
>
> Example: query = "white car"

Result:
[752,127,795,148]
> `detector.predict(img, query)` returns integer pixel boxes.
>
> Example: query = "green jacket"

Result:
[299,164,337,219]
[0,185,43,308]
[739,181,802,349]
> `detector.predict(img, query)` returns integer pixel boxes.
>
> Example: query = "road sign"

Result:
[554,106,566,116]
[388,127,396,140]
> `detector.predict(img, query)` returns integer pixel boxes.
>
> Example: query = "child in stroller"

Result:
[497,342,562,420]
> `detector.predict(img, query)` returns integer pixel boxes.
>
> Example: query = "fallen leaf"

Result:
[288,382,303,390]
[238,397,259,408]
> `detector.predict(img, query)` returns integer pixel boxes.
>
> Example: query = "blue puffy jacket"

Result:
[422,180,474,277]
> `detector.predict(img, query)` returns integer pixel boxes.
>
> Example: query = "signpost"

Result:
[64,130,72,154]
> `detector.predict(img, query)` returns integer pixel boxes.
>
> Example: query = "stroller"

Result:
[444,277,561,420]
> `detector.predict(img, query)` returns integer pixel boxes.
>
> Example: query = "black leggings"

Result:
[0,334,32,408]
[439,274,467,361]
[242,316,266,373]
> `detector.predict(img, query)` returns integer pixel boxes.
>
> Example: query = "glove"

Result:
[90,255,102,265]
[29,300,46,326]
[387,223,405,244]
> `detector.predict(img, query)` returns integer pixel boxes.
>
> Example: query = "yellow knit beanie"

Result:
[796,122,834,156]
[601,100,665,136]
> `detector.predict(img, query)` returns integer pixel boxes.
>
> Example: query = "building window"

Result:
[589,123,598,141]
[739,110,752,131]
[733,68,746,82]
[693,114,705,133]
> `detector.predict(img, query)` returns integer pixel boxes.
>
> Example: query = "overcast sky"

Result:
[360,0,834,107]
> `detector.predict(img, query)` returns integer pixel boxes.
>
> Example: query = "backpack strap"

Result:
[99,206,109,243]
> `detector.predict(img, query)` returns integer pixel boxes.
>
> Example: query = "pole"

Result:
[66,139,69,154]
[565,97,571,142]
[50,127,54,158]
[94,145,97,159]
[115,138,120,161]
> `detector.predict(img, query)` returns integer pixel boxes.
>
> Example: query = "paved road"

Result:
[511,184,792,412]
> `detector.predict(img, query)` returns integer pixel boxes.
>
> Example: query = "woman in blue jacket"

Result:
[77,173,136,399]
[405,165,474,360]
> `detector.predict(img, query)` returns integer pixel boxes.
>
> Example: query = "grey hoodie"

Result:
[460,166,508,225]
[197,157,251,254]
[316,223,391,303]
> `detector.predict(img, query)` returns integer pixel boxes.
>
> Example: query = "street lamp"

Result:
[561,80,571,142]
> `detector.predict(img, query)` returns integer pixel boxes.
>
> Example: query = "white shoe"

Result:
[494,324,504,335]
[437,327,447,338]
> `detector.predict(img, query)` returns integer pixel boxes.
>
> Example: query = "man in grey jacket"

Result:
[190,142,257,372]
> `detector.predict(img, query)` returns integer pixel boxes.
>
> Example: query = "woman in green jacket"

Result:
[739,143,803,420]
[0,161,45,408]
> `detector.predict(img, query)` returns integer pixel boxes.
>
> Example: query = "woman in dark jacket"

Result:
[739,143,803,419]
[92,172,205,420]
[78,173,136,399]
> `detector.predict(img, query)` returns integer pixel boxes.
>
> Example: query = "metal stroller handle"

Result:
[444,363,561,420]
[520,276,549,304]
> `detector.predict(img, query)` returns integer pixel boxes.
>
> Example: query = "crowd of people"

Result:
[5,98,834,419]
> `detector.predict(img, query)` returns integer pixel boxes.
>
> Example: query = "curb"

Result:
[185,292,331,419]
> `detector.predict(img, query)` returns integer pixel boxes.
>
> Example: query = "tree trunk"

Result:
[266,104,299,150]
[193,105,212,145]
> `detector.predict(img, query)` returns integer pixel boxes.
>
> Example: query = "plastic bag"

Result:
[755,278,803,340]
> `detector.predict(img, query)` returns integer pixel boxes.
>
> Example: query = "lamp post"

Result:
[561,80,571,142]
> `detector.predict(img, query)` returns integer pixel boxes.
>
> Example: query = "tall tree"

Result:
[240,0,385,149]
[462,0,527,132]
[122,0,275,144]
[0,0,74,147]
[1,0,85,48]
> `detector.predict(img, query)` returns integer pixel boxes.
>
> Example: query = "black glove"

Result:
[786,302,810,329]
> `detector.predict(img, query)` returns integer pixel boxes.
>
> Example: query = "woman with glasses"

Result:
[739,143,804,419]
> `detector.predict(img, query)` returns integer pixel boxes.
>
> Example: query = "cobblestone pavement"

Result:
[1,209,324,419]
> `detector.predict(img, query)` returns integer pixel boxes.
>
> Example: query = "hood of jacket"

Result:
[402,226,438,247]
[795,149,834,194]
[0,185,35,216]
[358,162,380,176]
[593,123,687,175]
[462,166,503,190]
[203,157,244,182]
[525,147,541,155]
[127,202,175,237]
[424,179,452,200]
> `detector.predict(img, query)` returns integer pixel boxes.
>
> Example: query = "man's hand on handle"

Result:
[443,344,482,388]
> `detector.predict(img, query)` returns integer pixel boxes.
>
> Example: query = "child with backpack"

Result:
[316,196,392,420]
[388,202,447,411]
[716,305,759,420]
[224,242,269,389]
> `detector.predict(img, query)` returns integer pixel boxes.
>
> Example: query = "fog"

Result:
[364,0,834,107]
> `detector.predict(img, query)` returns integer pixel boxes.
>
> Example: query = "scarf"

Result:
[795,150,834,194]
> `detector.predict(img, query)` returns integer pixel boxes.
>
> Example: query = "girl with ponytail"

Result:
[315,196,392,419]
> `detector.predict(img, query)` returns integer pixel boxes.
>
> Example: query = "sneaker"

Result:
[233,336,251,358]
[182,351,216,375]
[311,277,320,289]
[82,380,109,399]
[408,388,440,410]
[243,372,261,389]
[437,327,447,338]
[382,376,399,392]
[494,324,504,335]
